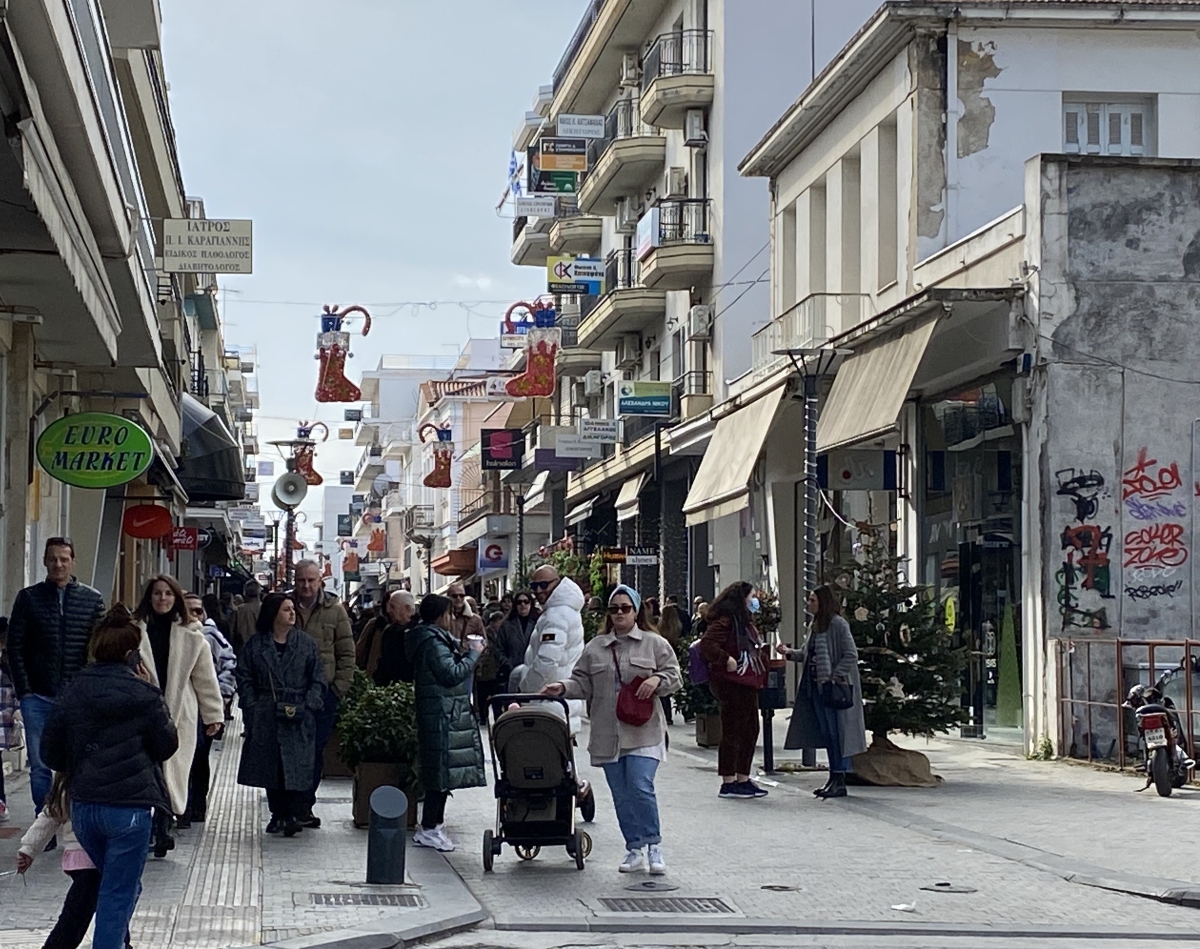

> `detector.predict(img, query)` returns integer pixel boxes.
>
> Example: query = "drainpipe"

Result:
[944,19,959,243]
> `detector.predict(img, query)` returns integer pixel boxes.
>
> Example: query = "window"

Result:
[1064,99,1154,157]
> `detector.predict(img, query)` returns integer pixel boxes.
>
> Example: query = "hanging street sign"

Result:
[547,256,605,295]
[172,526,199,551]
[478,538,510,572]
[514,195,557,218]
[195,529,214,548]
[482,429,525,470]
[539,137,589,172]
[617,381,672,417]
[555,434,598,458]
[161,218,253,274]
[557,114,606,139]
[579,418,619,443]
[122,504,172,539]
[626,545,659,567]
[36,412,154,489]
[527,145,577,194]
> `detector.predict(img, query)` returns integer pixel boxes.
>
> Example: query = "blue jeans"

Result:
[600,754,661,850]
[71,803,152,949]
[810,690,853,773]
[304,686,338,810]
[20,694,54,811]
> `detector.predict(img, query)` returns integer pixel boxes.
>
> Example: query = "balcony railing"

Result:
[749,293,869,381]
[604,248,642,295]
[673,370,712,398]
[552,0,608,93]
[655,198,711,245]
[642,29,713,92]
[587,97,653,167]
[513,215,528,243]
[459,483,519,529]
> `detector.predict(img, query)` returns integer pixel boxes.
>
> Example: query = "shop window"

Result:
[1063,98,1154,157]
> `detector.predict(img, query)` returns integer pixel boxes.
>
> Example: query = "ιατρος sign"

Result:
[161,218,253,274]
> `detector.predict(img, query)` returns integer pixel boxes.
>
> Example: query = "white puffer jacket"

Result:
[517,576,586,733]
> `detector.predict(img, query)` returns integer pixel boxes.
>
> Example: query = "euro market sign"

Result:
[36,412,154,489]
[162,218,253,274]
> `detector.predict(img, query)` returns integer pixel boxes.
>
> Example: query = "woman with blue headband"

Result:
[543,584,681,875]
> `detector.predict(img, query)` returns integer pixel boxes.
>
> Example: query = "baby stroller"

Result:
[483,694,594,871]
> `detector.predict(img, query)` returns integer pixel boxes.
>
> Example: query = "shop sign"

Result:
[122,504,172,539]
[636,207,660,260]
[514,195,557,218]
[579,418,619,443]
[196,529,213,548]
[557,114,605,139]
[626,545,659,567]
[617,381,672,417]
[478,538,510,572]
[534,448,580,472]
[339,470,354,485]
[547,255,604,295]
[818,450,898,491]
[36,412,154,489]
[338,427,354,439]
[257,460,275,477]
[601,547,626,564]
[555,434,598,458]
[482,429,525,470]
[527,145,576,194]
[538,137,588,172]
[500,322,531,349]
[161,218,253,274]
[344,408,363,422]
[172,526,199,550]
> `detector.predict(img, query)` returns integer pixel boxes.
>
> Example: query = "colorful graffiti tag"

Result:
[1055,468,1113,630]
[1121,447,1189,600]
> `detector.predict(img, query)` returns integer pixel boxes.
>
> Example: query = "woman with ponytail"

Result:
[41,605,178,949]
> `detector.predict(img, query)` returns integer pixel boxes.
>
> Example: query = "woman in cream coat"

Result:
[134,574,224,857]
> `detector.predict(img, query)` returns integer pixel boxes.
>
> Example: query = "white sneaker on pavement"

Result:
[430,825,456,852]
[647,844,666,875]
[618,849,644,873]
[0,801,8,823]
[413,826,455,852]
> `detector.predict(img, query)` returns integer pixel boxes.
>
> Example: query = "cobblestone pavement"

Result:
[440,719,1200,933]
[0,714,420,947]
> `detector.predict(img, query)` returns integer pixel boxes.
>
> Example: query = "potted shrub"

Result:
[336,672,421,828]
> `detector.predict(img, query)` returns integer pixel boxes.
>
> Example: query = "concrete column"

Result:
[860,128,882,300]
[659,478,688,600]
[2,324,34,608]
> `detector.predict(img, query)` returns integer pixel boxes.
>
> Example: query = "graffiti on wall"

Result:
[1055,468,1113,630]
[1121,448,1188,602]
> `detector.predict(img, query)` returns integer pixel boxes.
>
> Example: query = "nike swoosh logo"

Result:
[129,515,161,529]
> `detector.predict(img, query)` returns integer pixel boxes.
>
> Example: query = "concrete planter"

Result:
[352,762,418,829]
[695,713,722,748]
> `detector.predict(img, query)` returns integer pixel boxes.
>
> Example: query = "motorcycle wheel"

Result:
[1152,747,1173,797]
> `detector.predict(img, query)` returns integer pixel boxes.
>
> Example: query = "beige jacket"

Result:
[138,620,225,814]
[294,591,356,697]
[561,628,681,766]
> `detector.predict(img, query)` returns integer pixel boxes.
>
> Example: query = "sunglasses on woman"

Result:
[607,604,635,615]
[515,599,531,606]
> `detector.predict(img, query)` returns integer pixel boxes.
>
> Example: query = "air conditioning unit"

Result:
[615,196,638,234]
[688,304,713,340]
[234,407,254,423]
[583,369,603,397]
[684,109,708,147]
[663,166,687,199]
[614,334,641,369]
[571,381,589,407]
[620,53,641,86]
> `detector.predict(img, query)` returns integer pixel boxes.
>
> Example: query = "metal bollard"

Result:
[366,785,408,885]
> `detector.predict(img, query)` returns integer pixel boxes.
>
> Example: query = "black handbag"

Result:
[269,670,300,723]
[821,679,854,711]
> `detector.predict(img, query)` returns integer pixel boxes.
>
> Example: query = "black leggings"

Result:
[265,753,306,820]
[421,790,448,829]
[45,869,131,949]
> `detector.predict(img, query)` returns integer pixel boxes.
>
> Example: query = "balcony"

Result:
[748,293,866,384]
[638,199,714,291]
[577,249,666,350]
[674,370,713,420]
[557,300,603,375]
[640,30,714,129]
[458,480,521,539]
[403,504,436,535]
[549,203,603,255]
[511,214,552,267]
[577,98,666,215]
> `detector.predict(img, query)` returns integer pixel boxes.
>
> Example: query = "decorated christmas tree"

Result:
[834,527,969,785]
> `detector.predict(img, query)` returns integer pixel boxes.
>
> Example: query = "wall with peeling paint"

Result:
[955,27,1200,249]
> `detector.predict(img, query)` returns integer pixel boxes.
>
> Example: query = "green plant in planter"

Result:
[336,672,420,786]
[672,640,718,719]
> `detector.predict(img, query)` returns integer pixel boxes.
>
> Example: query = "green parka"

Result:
[404,622,486,793]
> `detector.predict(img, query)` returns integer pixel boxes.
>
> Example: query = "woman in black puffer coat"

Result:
[404,593,484,853]
[41,606,178,949]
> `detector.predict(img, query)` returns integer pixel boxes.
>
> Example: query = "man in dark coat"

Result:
[404,593,484,853]
[7,537,105,812]
[372,590,419,686]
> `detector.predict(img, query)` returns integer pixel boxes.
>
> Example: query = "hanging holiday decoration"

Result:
[367,528,386,552]
[419,423,454,489]
[503,299,560,398]
[293,421,329,486]
[315,304,372,402]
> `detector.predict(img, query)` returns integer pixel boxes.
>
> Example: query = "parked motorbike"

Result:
[1123,674,1195,797]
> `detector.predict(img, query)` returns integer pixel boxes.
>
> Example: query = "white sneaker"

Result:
[647,844,666,875]
[0,801,8,823]
[414,826,455,852]
[618,849,644,873]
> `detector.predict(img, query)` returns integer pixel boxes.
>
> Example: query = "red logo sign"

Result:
[172,526,199,551]
[122,505,172,539]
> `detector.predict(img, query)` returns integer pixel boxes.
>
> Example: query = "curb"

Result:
[244,847,486,949]
[491,915,1200,940]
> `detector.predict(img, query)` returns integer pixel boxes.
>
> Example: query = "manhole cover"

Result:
[309,893,425,907]
[921,882,978,894]
[598,896,734,914]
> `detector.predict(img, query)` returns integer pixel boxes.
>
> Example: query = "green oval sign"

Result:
[36,412,155,489]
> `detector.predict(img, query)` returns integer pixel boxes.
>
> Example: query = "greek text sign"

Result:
[36,412,154,489]
[162,219,253,274]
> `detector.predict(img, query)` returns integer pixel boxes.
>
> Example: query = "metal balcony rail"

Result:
[642,29,714,92]
[1057,637,1198,773]
[513,215,528,243]
[673,370,712,397]
[604,248,642,294]
[656,198,711,245]
[552,0,607,93]
[749,293,867,381]
[588,96,652,167]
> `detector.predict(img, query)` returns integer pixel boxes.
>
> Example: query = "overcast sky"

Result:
[162,1,588,534]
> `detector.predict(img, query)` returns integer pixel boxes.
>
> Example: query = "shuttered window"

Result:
[1064,99,1154,157]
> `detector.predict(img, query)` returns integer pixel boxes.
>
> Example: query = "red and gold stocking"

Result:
[315,331,362,403]
[505,324,560,398]
[293,444,323,486]
[419,423,454,489]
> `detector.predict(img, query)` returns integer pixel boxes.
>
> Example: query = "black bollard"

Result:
[366,785,408,885]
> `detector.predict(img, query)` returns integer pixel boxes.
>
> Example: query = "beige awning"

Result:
[683,385,786,527]
[524,471,550,514]
[615,472,648,522]
[566,498,595,526]
[816,316,938,453]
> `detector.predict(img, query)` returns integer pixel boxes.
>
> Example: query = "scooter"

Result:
[1123,679,1194,797]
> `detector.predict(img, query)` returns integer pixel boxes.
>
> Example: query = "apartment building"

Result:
[506,0,885,600]
[0,1,252,606]
[682,0,1200,753]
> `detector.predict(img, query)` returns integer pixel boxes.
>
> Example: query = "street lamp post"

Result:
[773,347,851,769]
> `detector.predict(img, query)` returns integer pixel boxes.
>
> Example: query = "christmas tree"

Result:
[836,529,969,742]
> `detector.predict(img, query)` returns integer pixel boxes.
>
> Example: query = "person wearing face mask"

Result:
[496,590,538,691]
[543,585,680,875]
[699,581,769,799]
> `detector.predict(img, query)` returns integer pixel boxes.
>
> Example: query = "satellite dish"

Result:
[271,472,309,510]
[372,473,394,496]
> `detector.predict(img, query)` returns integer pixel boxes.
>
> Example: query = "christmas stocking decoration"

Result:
[419,423,454,489]
[314,305,372,403]
[505,301,560,398]
[293,421,329,486]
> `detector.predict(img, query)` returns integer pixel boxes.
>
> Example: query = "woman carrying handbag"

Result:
[780,585,867,798]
